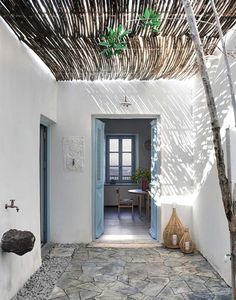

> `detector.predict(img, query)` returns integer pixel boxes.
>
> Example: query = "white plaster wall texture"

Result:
[229,128,236,196]
[192,26,236,285]
[0,19,57,300]
[51,79,194,243]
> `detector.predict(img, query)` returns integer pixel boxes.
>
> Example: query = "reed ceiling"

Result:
[0,0,236,81]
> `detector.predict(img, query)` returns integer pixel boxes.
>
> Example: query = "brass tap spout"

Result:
[5,200,19,212]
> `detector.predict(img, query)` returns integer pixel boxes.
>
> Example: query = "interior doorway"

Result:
[92,115,161,242]
[102,119,152,241]
[40,124,48,245]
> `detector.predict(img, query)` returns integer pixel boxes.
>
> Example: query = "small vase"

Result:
[141,179,149,191]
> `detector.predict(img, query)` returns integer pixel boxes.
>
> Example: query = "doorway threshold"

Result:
[88,240,162,248]
[98,234,155,242]
[89,234,162,248]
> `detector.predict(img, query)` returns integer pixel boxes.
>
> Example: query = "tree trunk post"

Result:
[182,0,235,298]
[230,231,236,299]
[229,216,236,299]
[210,1,236,295]
[181,0,232,220]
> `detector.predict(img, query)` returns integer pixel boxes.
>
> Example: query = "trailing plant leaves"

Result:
[101,48,113,58]
[99,9,160,58]
[99,41,110,47]
[139,8,161,33]
[99,24,130,58]
[115,44,127,50]
[144,8,150,19]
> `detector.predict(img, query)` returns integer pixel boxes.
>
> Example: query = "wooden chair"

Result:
[116,188,134,218]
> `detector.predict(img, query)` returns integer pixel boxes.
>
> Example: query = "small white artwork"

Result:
[62,136,85,171]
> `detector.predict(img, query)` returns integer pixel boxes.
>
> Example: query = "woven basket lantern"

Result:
[179,227,195,254]
[163,207,185,249]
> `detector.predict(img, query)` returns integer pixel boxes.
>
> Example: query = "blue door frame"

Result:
[40,115,55,244]
[40,124,48,244]
[149,119,161,240]
[92,115,161,241]
[92,118,105,239]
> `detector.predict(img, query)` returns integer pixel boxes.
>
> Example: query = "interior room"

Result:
[100,118,154,241]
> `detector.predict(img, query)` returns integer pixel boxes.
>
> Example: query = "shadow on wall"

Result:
[193,52,236,191]
[81,79,194,196]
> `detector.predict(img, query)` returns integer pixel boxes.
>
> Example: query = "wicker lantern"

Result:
[163,207,185,248]
[179,227,195,254]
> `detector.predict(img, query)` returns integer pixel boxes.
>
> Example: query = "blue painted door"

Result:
[40,124,48,245]
[95,119,105,238]
[149,119,160,240]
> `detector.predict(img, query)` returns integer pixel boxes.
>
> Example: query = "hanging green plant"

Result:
[99,24,130,58]
[139,8,161,33]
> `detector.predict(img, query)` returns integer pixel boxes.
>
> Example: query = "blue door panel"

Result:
[149,119,160,240]
[95,119,105,238]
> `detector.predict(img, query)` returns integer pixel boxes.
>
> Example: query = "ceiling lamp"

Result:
[205,54,219,68]
[120,96,132,108]
[205,54,219,61]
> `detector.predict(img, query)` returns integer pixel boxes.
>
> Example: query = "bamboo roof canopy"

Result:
[0,1,236,81]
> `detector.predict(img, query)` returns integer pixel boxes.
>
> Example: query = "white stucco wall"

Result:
[0,18,57,300]
[51,79,194,243]
[192,26,236,285]
[230,128,236,196]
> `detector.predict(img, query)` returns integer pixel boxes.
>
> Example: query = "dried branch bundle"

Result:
[0,0,235,80]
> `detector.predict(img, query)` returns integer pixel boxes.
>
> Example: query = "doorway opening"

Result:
[40,124,48,245]
[92,116,160,243]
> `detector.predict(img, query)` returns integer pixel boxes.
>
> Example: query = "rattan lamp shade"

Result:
[179,227,195,254]
[163,208,185,249]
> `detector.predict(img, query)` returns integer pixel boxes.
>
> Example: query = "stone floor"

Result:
[47,245,231,300]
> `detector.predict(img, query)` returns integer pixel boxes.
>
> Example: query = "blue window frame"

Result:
[106,135,136,183]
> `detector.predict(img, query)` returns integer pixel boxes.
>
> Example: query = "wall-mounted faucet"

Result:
[5,200,19,212]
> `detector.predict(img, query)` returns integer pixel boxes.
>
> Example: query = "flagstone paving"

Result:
[48,245,231,300]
